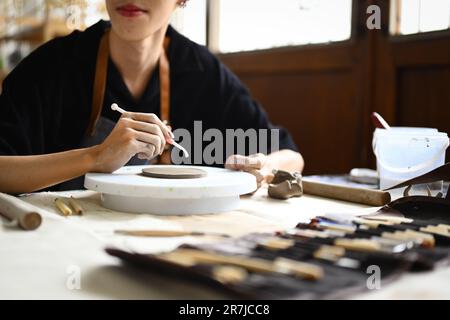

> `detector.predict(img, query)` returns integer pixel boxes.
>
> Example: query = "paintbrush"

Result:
[308,219,432,248]
[257,237,361,269]
[158,248,324,281]
[286,225,412,253]
[257,234,392,270]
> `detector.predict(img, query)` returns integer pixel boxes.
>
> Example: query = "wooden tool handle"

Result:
[302,180,391,206]
[0,192,42,230]
[115,230,192,237]
[115,229,230,238]
[334,238,381,252]
[163,249,323,280]
[68,197,84,215]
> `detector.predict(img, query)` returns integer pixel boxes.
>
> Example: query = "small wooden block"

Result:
[141,167,207,179]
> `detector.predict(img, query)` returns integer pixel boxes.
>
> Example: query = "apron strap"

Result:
[158,37,172,165]
[160,36,171,124]
[86,29,110,137]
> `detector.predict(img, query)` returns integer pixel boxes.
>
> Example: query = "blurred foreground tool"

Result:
[302,179,391,206]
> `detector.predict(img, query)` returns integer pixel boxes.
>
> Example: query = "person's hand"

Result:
[89,112,172,173]
[225,153,274,189]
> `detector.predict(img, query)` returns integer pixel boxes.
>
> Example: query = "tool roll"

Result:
[107,163,450,299]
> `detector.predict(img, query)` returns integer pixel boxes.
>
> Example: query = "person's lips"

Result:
[116,4,148,18]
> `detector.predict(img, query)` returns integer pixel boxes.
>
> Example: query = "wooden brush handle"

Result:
[165,249,323,280]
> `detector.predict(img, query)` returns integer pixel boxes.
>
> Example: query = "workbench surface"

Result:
[1,188,449,299]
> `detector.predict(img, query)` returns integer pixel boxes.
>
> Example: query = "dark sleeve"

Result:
[0,29,92,157]
[217,61,298,154]
[0,74,44,156]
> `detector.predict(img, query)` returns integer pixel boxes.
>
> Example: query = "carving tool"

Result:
[115,229,230,238]
[111,103,189,158]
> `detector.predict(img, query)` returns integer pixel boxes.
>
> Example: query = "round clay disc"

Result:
[141,166,208,179]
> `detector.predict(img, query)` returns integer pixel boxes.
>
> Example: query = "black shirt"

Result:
[0,20,297,168]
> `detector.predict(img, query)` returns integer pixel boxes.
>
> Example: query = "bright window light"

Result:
[392,0,450,35]
[218,0,353,53]
[419,0,450,32]
[170,0,207,46]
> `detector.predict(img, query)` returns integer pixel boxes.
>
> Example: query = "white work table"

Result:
[1,187,450,299]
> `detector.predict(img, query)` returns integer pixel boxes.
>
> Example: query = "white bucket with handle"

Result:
[373,127,449,197]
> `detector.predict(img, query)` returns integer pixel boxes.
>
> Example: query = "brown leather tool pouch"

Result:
[380,162,450,218]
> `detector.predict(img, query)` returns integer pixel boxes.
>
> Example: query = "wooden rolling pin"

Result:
[302,179,391,206]
[0,192,42,230]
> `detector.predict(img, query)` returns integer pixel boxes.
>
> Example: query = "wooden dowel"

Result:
[68,197,84,215]
[54,198,72,216]
[302,180,391,206]
[0,192,42,230]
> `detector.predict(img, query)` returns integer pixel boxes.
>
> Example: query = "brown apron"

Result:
[58,29,171,190]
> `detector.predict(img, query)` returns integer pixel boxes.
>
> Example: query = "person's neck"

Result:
[109,27,168,100]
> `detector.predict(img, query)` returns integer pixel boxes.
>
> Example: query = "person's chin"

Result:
[114,12,148,26]
[113,19,153,39]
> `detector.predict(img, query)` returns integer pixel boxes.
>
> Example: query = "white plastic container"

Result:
[373,127,449,198]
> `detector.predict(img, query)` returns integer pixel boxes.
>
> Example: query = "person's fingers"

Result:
[126,112,172,140]
[131,130,163,155]
[136,150,154,160]
[166,125,175,139]
[134,141,157,159]
[265,172,275,184]
[247,153,267,170]
[225,154,266,170]
[128,120,166,151]
[246,169,264,182]
[133,131,162,155]
[225,155,246,170]
[117,118,165,154]
[137,152,154,160]
[247,169,265,188]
